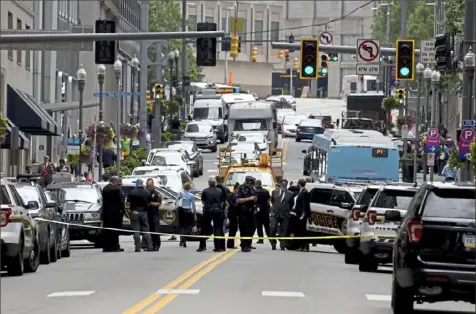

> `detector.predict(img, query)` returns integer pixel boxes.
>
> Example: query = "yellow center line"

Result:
[143,249,239,314]
[122,251,229,314]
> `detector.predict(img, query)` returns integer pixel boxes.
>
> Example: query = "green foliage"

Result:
[132,148,148,161]
[382,96,399,110]
[67,154,79,165]
[448,147,465,169]
[0,113,7,141]
[470,138,476,175]
[148,0,203,85]
[445,0,465,35]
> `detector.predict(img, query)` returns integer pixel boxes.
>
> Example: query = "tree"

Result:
[444,0,464,35]
[148,0,203,85]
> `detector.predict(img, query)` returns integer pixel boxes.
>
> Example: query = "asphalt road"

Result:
[2,99,461,314]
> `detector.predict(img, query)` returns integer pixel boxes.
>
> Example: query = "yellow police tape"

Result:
[35,218,396,241]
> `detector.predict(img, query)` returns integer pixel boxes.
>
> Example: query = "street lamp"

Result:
[130,55,140,124]
[423,67,432,127]
[96,64,106,180]
[413,62,425,184]
[168,51,175,101]
[114,58,122,176]
[76,65,86,182]
[464,47,475,120]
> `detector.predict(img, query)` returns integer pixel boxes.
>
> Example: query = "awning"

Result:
[7,84,60,136]
[1,118,30,150]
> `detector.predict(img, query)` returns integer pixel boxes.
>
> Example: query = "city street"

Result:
[2,99,459,314]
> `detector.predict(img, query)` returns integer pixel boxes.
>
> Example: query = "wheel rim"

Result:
[30,241,38,262]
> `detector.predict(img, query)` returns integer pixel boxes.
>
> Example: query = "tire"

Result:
[359,254,378,272]
[210,144,218,153]
[193,169,199,178]
[25,236,40,273]
[333,241,347,254]
[50,235,58,263]
[199,164,204,176]
[61,230,71,258]
[7,238,24,276]
[345,248,360,264]
[303,170,309,176]
[40,234,51,265]
[391,277,414,313]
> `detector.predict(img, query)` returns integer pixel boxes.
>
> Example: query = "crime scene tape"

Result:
[35,218,396,241]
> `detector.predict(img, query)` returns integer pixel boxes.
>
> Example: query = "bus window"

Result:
[350,82,357,93]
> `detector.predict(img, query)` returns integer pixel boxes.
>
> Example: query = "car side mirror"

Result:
[27,201,40,209]
[339,202,352,210]
[295,124,299,127]
[384,210,401,222]
[302,149,307,154]
[46,200,56,208]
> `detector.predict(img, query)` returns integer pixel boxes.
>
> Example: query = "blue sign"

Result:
[67,138,80,145]
[424,128,440,153]
[463,120,475,127]
[92,92,142,97]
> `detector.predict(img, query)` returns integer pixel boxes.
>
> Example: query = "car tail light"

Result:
[352,209,360,221]
[297,126,304,131]
[1,208,13,227]
[367,210,377,225]
[407,219,423,244]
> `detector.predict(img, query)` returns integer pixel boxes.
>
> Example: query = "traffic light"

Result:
[299,39,319,79]
[196,22,217,67]
[435,33,451,71]
[396,88,405,105]
[154,84,164,99]
[284,49,290,62]
[146,90,151,103]
[328,53,338,62]
[278,50,284,59]
[292,58,298,69]
[321,54,329,75]
[230,35,239,58]
[396,40,415,80]
[238,36,242,53]
[251,46,258,62]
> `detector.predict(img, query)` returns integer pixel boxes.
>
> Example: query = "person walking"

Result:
[176,182,197,248]
[101,176,124,252]
[146,179,162,251]
[128,179,153,252]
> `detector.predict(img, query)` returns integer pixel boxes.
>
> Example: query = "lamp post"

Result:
[96,64,106,180]
[429,70,441,182]
[174,49,182,118]
[463,47,475,182]
[130,55,139,124]
[114,58,122,176]
[168,51,175,102]
[76,65,86,182]
[413,63,425,183]
[423,67,432,128]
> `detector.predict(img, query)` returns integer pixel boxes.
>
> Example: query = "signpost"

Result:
[425,128,440,152]
[458,126,475,159]
[319,32,333,45]
[67,138,80,155]
[420,40,435,64]
[92,92,142,97]
[356,39,380,75]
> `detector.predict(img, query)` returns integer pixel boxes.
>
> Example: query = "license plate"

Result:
[463,234,475,249]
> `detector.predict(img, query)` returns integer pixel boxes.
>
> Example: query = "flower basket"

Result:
[137,124,146,139]
[381,96,400,111]
[0,114,7,143]
[80,144,93,164]
[67,154,80,165]
[85,121,114,146]
[120,123,138,139]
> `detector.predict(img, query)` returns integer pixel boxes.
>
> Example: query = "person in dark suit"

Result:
[254,180,271,245]
[226,183,241,249]
[292,179,311,252]
[101,176,124,252]
[270,179,294,250]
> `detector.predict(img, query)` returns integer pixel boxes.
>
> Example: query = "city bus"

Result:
[308,133,399,183]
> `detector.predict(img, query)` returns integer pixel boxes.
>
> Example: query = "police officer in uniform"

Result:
[128,179,154,252]
[254,180,271,244]
[236,176,257,252]
[146,179,162,251]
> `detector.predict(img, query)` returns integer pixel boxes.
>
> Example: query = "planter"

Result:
[85,121,114,147]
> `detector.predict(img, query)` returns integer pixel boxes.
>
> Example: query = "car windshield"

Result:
[0,186,11,205]
[151,153,182,166]
[159,174,182,189]
[283,115,306,125]
[357,188,379,205]
[61,188,99,203]
[344,119,374,129]
[16,186,39,205]
[186,124,212,133]
[373,189,416,209]
[422,188,475,219]
[192,103,222,120]
[243,135,264,143]
[225,172,274,187]
[166,143,194,154]
[133,169,156,175]
[233,119,268,131]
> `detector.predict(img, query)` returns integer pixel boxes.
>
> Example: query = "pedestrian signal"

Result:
[396,88,405,105]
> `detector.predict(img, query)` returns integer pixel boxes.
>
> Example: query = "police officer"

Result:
[146,178,162,251]
[128,179,153,252]
[226,182,241,249]
[236,176,257,252]
[101,176,124,252]
[197,176,226,252]
[254,180,271,244]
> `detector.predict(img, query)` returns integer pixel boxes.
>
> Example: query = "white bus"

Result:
[341,75,379,99]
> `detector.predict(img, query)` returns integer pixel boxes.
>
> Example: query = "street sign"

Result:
[463,120,476,127]
[319,32,333,45]
[425,128,440,152]
[427,152,436,167]
[356,39,380,63]
[67,138,80,155]
[458,127,475,159]
[356,63,380,75]
[92,92,141,97]
[420,40,435,64]
[401,125,409,138]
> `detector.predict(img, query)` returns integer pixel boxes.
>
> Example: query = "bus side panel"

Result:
[325,147,399,183]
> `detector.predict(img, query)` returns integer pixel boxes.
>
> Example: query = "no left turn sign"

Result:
[356,39,380,63]
[319,32,333,45]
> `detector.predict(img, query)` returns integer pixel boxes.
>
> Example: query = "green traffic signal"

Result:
[398,99,404,104]
[399,67,410,77]
[304,66,314,75]
[321,68,328,74]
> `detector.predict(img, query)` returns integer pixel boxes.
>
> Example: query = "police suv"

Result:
[358,184,417,272]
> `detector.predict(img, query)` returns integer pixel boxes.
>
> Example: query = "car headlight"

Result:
[207,134,215,138]
[84,213,101,221]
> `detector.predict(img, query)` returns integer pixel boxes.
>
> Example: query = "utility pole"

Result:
[399,0,407,116]
[181,0,187,117]
[139,0,149,149]
[224,9,230,84]
[153,41,164,148]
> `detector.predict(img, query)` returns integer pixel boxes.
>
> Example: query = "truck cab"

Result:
[191,90,228,143]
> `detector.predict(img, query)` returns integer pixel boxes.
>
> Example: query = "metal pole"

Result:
[98,71,104,180]
[77,83,84,182]
[131,70,136,124]
[169,59,173,100]
[425,79,431,128]
[431,81,437,128]
[224,9,229,84]
[155,42,163,146]
[139,0,149,149]
[289,62,293,97]
[400,0,407,38]
[385,4,391,44]
[181,0,187,97]
[413,75,422,183]
[116,74,121,176]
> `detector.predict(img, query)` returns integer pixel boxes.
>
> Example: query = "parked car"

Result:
[16,183,62,264]
[162,141,204,177]
[44,190,71,258]
[1,181,41,276]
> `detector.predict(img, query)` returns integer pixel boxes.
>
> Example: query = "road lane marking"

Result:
[207,169,217,173]
[261,291,305,298]
[365,294,391,301]
[281,138,289,161]
[155,289,200,295]
[47,291,96,297]
[144,249,238,313]
[122,251,228,314]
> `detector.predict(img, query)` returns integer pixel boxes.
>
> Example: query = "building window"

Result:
[8,12,13,60]
[25,25,31,70]
[16,19,22,65]
[205,16,214,23]
[254,20,263,46]
[188,15,197,31]
[239,18,247,40]
[271,21,279,42]
[221,17,230,32]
